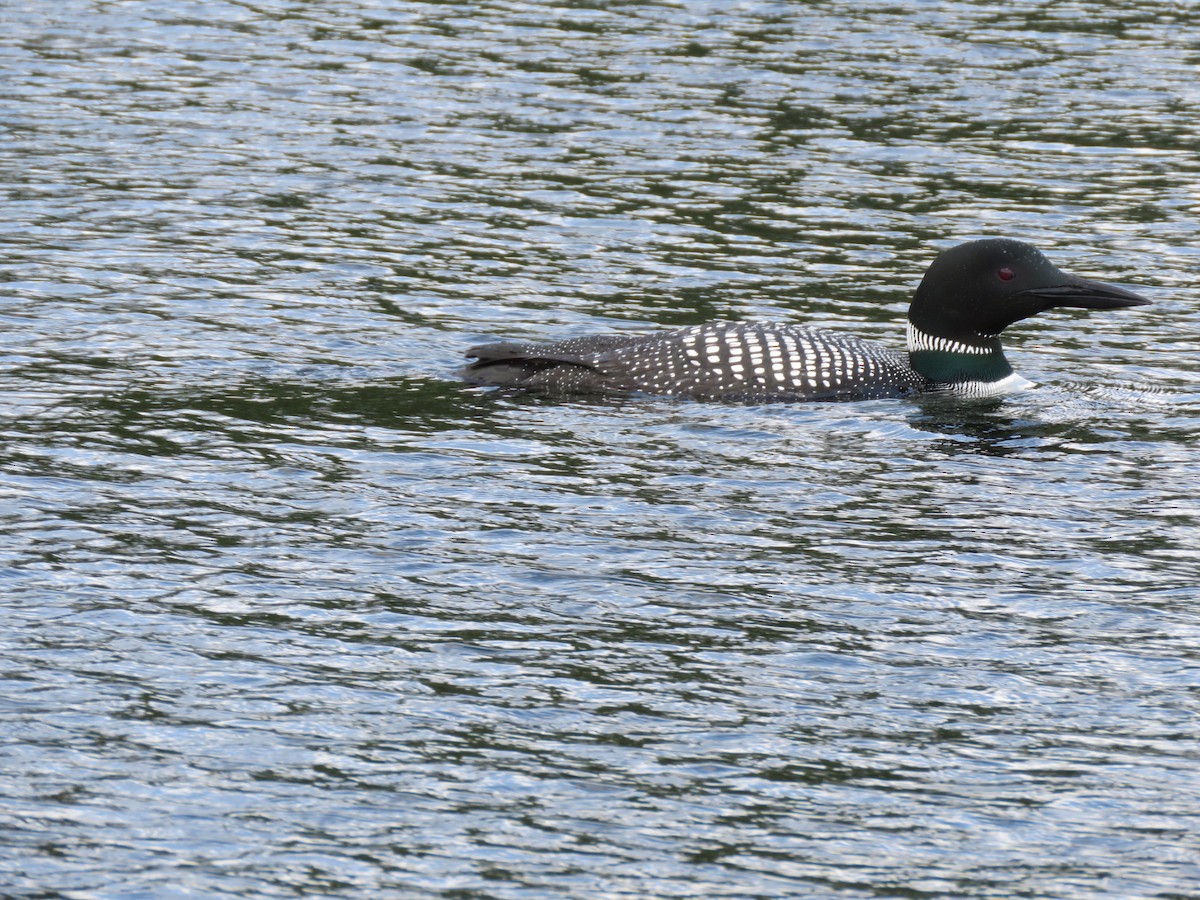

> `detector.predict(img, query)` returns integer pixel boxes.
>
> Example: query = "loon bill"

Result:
[460,239,1151,402]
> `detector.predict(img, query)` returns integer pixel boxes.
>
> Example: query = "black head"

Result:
[908,238,1150,341]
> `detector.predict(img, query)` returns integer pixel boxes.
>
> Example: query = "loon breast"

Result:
[463,321,926,401]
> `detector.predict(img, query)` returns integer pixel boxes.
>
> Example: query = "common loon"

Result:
[461,239,1150,402]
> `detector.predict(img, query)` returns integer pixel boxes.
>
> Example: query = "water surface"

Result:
[2,1,1198,897]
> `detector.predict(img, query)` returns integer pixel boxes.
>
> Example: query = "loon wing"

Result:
[462,323,921,400]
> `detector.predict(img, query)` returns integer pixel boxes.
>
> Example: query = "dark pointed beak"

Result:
[1022,275,1151,310]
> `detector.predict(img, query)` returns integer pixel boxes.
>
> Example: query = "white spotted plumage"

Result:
[465,319,994,400]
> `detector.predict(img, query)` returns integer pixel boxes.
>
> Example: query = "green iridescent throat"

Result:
[909,347,1013,385]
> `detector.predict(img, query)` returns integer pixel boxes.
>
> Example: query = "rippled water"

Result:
[3,1,1199,897]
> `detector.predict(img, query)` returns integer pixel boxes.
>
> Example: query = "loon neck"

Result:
[905,323,1013,385]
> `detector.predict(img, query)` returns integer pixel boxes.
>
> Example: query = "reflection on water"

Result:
[2,1,1199,897]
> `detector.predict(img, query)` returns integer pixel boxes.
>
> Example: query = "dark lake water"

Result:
[3,1,1198,897]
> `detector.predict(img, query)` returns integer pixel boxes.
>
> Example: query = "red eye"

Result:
[997,266,1015,282]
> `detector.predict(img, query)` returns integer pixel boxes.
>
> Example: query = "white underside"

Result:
[948,371,1036,398]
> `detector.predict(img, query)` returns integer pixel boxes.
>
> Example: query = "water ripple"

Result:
[3,1,1199,897]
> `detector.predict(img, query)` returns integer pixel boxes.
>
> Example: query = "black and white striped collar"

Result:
[906,323,999,356]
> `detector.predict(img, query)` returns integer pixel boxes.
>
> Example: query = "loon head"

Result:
[906,238,1150,387]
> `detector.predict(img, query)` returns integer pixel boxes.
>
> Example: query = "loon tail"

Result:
[461,334,644,389]
[461,345,593,387]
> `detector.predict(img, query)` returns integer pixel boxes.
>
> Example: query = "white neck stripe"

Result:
[907,323,996,355]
